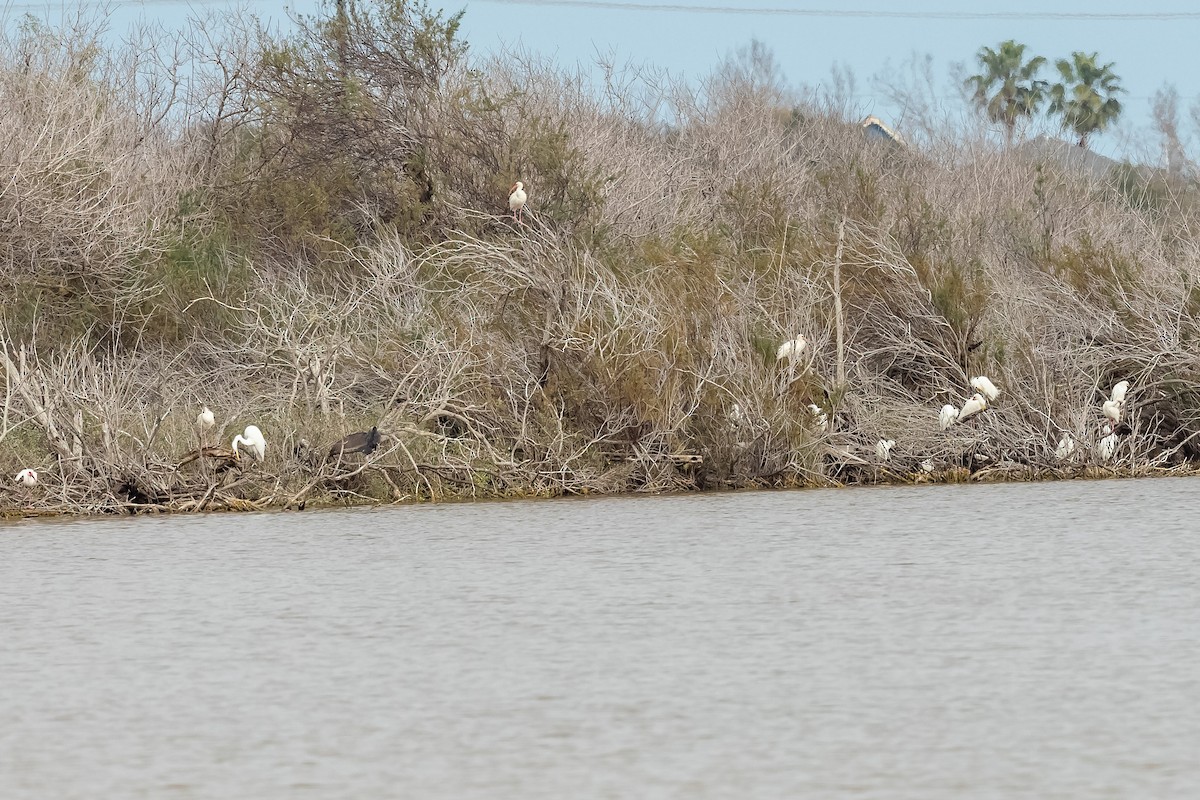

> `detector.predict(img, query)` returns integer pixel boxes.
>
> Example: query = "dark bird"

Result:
[329,426,382,459]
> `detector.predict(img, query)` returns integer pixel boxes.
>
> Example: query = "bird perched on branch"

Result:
[939,404,959,430]
[1098,424,1118,463]
[232,425,266,462]
[776,334,807,363]
[1110,380,1130,405]
[1055,434,1076,462]
[329,426,382,459]
[14,468,37,487]
[970,375,1001,402]
[509,181,527,223]
[958,393,988,422]
[197,406,215,429]
[875,439,895,461]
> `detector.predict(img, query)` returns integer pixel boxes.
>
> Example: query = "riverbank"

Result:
[4,5,1200,514]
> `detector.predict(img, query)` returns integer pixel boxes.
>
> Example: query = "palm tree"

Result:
[964,40,1047,146]
[1048,52,1124,149]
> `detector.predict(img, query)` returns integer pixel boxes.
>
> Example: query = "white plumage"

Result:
[938,404,959,430]
[1098,426,1118,463]
[197,406,215,429]
[1101,398,1122,426]
[232,424,266,462]
[958,393,988,422]
[1055,434,1076,461]
[776,335,808,363]
[970,375,1001,402]
[14,468,37,487]
[807,403,829,431]
[508,181,527,222]
[1110,380,1130,404]
[875,439,895,461]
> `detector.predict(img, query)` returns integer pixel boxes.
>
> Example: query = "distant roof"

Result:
[1015,135,1121,180]
[860,115,905,147]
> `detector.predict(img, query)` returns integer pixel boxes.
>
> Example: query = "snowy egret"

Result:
[509,181,527,222]
[776,335,808,363]
[231,425,266,461]
[970,376,1001,402]
[875,439,895,461]
[958,393,988,422]
[14,468,37,487]
[938,404,959,430]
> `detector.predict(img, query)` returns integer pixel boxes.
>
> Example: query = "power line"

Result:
[471,1,1200,20]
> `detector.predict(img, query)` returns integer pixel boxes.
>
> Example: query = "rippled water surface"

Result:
[3,478,1200,798]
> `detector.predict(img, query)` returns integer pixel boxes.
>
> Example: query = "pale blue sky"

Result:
[9,0,1199,159]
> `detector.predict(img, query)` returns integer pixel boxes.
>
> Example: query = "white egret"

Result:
[807,403,829,431]
[1055,434,1076,461]
[1110,380,1130,404]
[938,404,959,430]
[776,334,807,363]
[958,393,988,422]
[508,181,527,223]
[197,406,215,429]
[1098,425,1118,463]
[1102,399,1122,426]
[14,468,37,487]
[231,424,266,461]
[919,459,935,474]
[875,439,895,461]
[970,376,1001,402]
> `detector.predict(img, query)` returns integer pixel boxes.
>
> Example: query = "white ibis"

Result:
[1110,380,1130,404]
[1098,425,1118,463]
[875,439,895,461]
[509,181,527,223]
[1055,434,1076,461]
[776,335,807,363]
[958,393,988,422]
[970,375,1001,402]
[232,425,266,461]
[1102,399,1122,427]
[938,404,959,430]
[14,468,37,487]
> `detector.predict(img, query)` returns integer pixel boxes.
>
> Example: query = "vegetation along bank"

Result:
[2,3,1199,516]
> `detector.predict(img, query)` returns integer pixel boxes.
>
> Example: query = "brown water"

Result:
[2,479,1199,798]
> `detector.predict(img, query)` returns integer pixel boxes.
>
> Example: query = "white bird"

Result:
[730,403,744,424]
[807,403,829,431]
[1098,425,1118,463]
[776,334,807,363]
[1055,434,1076,461]
[938,404,959,430]
[508,181,527,223]
[232,424,266,462]
[1110,380,1130,404]
[197,406,215,429]
[14,468,37,487]
[875,439,895,461]
[958,393,988,422]
[1102,398,1122,427]
[970,375,1001,402]
[919,459,935,474]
